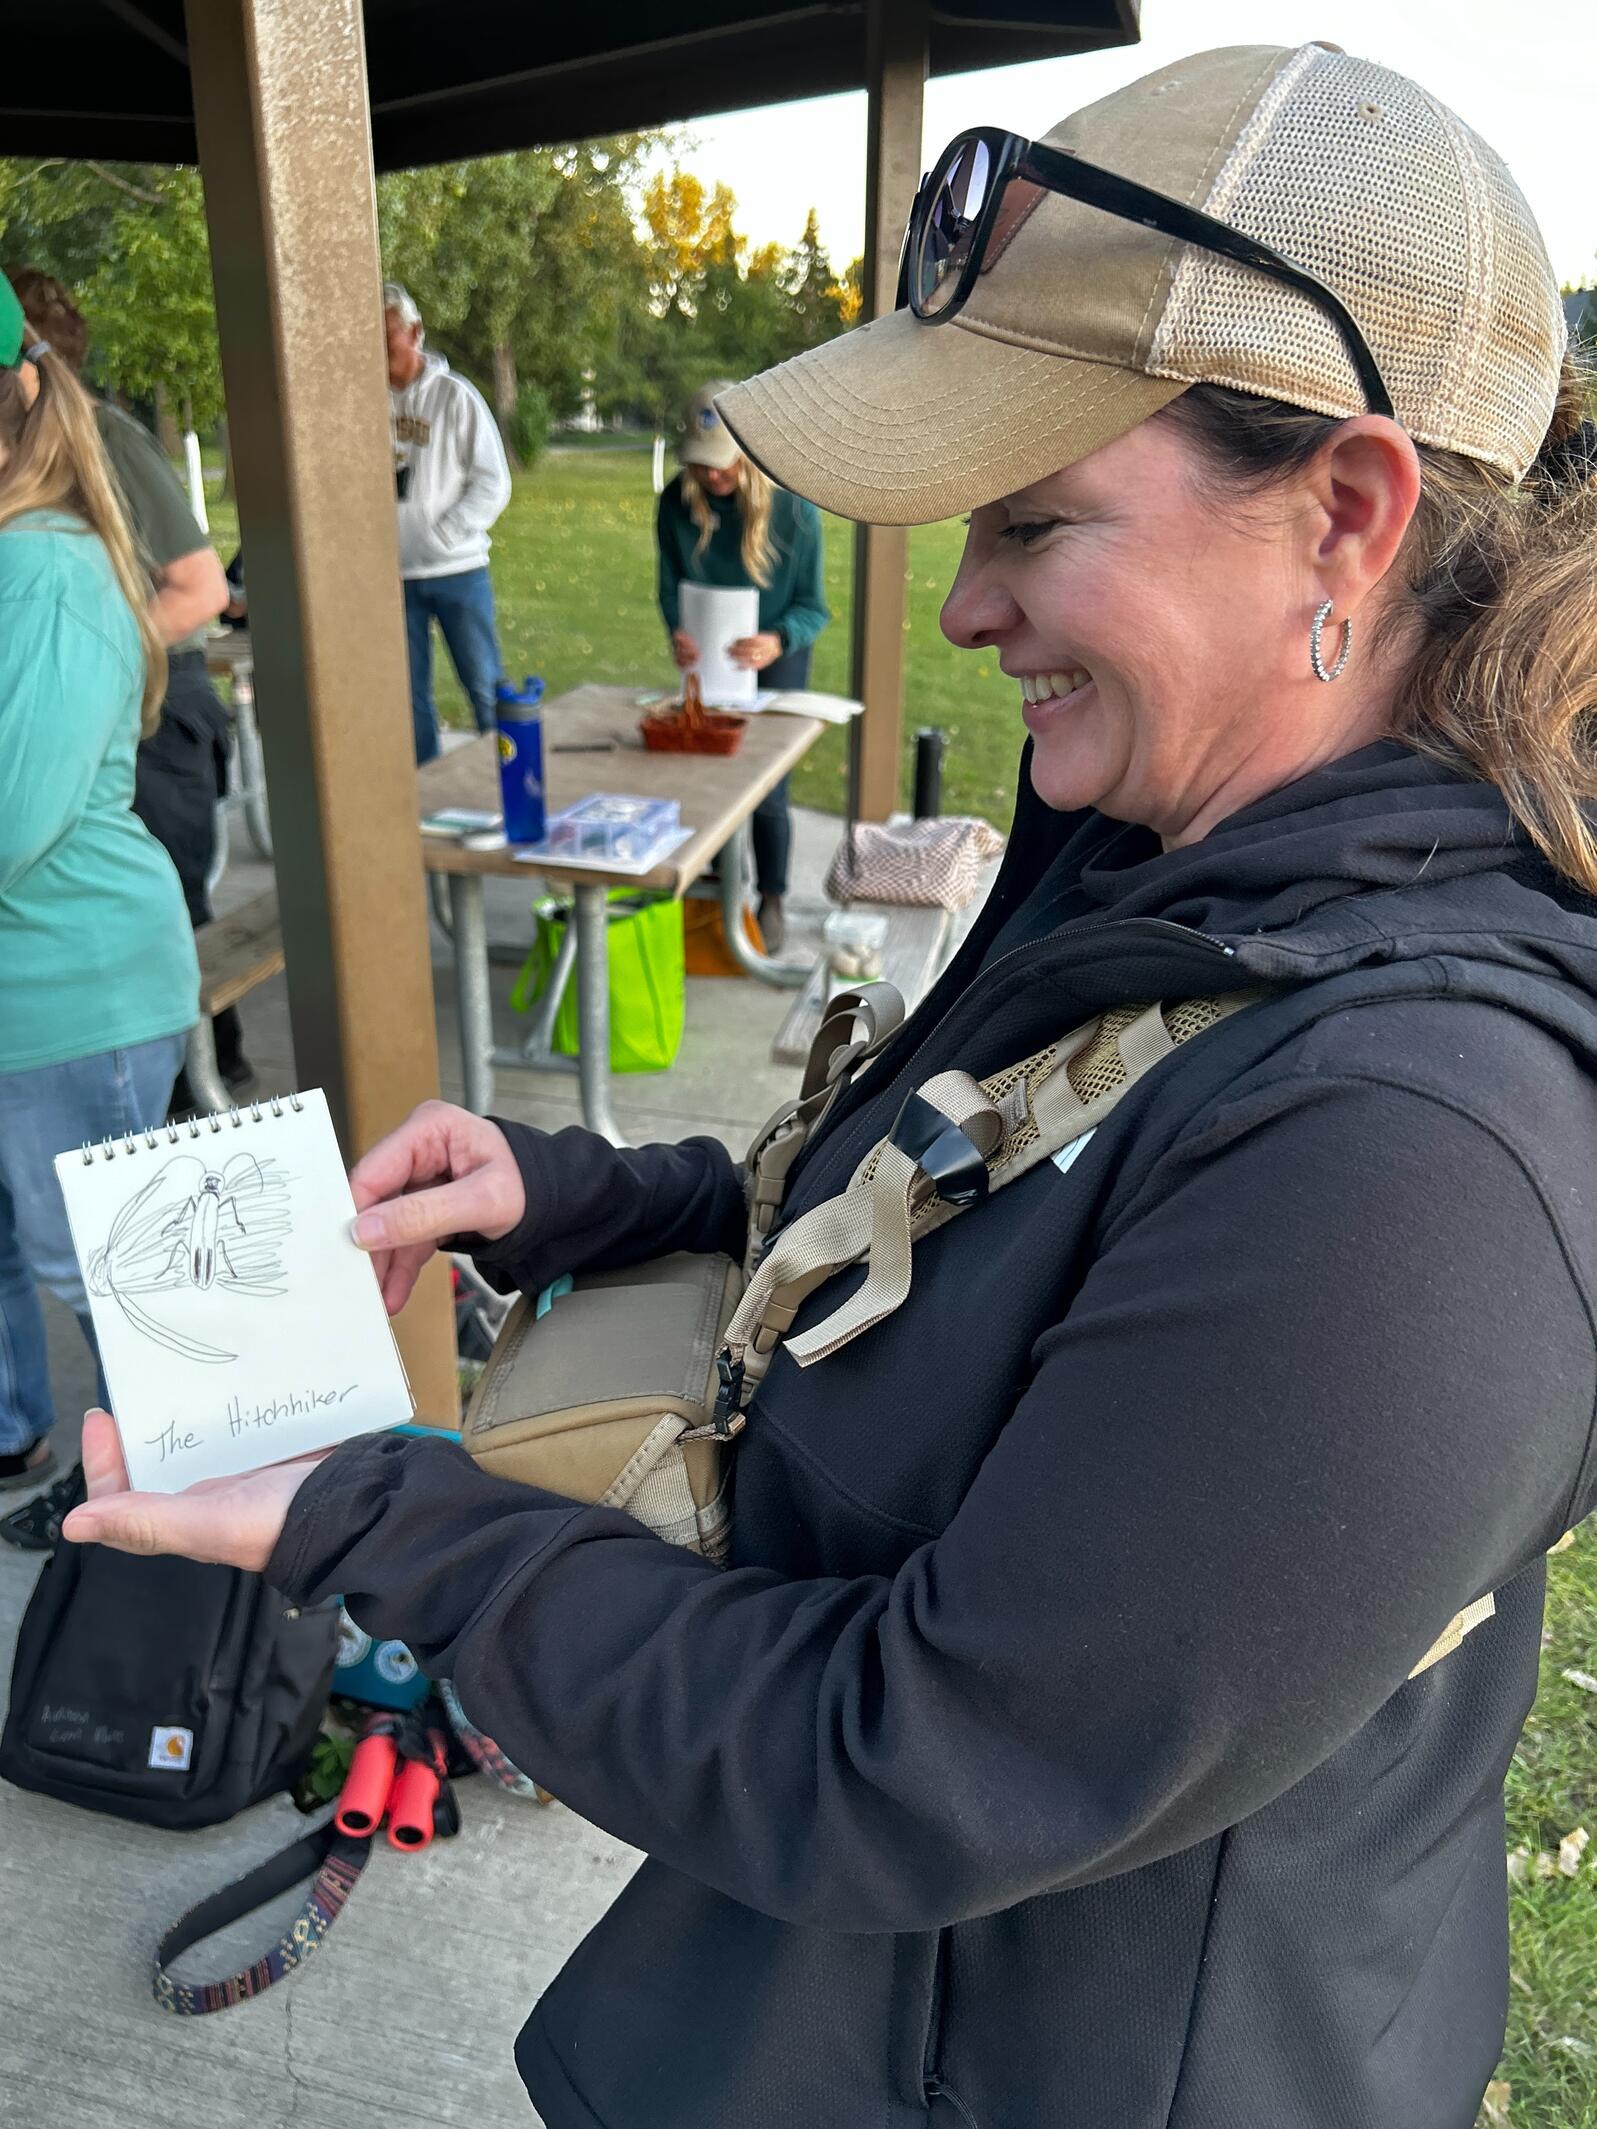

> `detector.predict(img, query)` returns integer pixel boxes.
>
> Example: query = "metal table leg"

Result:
[449,873,495,1115]
[233,673,273,860]
[427,873,454,936]
[513,914,577,1065]
[718,821,805,988]
[183,1019,231,1118]
[572,882,625,1146]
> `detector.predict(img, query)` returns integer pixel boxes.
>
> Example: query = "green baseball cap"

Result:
[0,271,25,367]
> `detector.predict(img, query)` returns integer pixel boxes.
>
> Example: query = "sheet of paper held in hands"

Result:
[55,1089,413,1492]
[679,581,759,707]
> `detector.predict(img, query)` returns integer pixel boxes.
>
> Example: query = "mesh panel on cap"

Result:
[1148,45,1563,477]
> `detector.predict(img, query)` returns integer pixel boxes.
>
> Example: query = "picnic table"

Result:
[416,682,828,1145]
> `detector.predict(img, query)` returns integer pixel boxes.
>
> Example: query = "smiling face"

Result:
[939,413,1406,845]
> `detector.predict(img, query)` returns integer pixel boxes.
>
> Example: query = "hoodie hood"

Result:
[973,739,1597,1007]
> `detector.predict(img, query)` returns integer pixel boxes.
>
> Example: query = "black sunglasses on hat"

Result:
[896,127,1395,421]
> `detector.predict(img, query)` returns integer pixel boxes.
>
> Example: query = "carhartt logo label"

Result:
[149,1726,194,1771]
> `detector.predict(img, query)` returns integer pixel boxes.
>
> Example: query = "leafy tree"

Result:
[600,169,855,430]
[378,137,662,454]
[783,208,849,350]
[0,159,223,425]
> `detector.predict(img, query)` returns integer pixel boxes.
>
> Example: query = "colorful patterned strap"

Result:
[154,1822,371,2016]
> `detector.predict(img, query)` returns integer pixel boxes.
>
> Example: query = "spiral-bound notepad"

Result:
[55,1089,414,1493]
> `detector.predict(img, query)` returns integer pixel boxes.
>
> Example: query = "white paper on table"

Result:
[754,690,865,726]
[680,582,759,707]
[55,1089,414,1492]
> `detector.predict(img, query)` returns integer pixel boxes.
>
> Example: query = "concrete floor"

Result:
[0,782,954,2128]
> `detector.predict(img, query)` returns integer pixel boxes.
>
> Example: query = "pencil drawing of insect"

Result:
[88,1151,292,1364]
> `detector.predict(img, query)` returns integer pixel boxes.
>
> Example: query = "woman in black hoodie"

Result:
[68,44,1597,2129]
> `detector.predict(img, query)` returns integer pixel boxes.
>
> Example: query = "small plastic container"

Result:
[822,909,889,982]
[543,794,682,867]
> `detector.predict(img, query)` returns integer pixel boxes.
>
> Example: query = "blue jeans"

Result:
[403,568,505,765]
[0,1032,187,1454]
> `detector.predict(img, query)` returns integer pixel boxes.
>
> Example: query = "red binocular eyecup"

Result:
[335,1718,449,1851]
[336,1728,399,1838]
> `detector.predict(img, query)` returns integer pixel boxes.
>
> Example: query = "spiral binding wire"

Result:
[79,1092,304,1164]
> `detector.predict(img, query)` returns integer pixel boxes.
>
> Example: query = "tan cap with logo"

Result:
[717,43,1567,524]
[677,379,743,470]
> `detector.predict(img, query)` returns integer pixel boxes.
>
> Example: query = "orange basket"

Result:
[640,674,748,756]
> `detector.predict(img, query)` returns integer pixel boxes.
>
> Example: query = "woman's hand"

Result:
[729,631,783,672]
[670,629,699,669]
[61,1408,324,1570]
[350,1100,526,1314]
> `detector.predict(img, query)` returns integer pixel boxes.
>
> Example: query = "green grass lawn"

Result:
[201,448,1595,2125]
[1502,1530,1597,2126]
[206,448,1024,820]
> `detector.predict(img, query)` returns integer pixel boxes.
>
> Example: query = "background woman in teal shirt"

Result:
[656,380,829,953]
[0,272,197,1522]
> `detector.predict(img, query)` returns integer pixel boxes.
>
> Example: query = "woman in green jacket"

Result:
[0,272,198,1528]
[656,380,829,953]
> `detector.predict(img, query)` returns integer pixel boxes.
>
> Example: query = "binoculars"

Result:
[335,1702,460,1851]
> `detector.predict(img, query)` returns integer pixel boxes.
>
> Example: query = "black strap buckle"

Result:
[890,1092,989,1207]
[712,1349,746,1438]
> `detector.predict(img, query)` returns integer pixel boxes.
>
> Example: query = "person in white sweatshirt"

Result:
[384,283,513,764]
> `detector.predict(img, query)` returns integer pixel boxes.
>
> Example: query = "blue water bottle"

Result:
[495,675,546,844]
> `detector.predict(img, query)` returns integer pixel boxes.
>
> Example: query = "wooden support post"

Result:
[185,0,459,1427]
[849,0,928,822]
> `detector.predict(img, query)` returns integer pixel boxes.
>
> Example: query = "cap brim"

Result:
[717,309,1187,526]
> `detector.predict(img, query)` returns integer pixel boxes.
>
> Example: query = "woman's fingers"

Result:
[62,1452,325,1572]
[348,1100,456,1213]
[80,1406,129,1500]
[354,1174,501,1254]
[376,1244,434,1316]
[348,1104,525,1268]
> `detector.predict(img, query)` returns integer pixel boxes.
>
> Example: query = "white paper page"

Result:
[55,1090,414,1492]
[680,582,759,707]
[756,690,865,726]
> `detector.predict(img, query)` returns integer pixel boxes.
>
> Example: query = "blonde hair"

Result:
[0,347,166,735]
[681,459,778,589]
[1165,357,1597,892]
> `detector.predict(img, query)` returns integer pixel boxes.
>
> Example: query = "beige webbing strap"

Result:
[724,994,1257,1399]
[779,1073,1006,1366]
[744,986,907,1256]
[1407,1592,1497,1679]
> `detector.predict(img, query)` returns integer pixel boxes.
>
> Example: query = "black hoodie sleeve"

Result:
[268,1072,1593,1932]
[460,1120,748,1295]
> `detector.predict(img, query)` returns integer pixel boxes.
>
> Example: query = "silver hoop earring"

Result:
[1310,599,1352,684]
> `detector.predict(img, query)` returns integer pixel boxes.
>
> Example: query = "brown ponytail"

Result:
[1164,359,1597,892]
[0,346,166,735]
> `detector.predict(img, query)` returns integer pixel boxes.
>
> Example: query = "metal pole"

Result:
[572,883,625,1146]
[231,669,273,859]
[912,727,946,818]
[848,0,927,823]
[186,0,458,1425]
[183,428,209,533]
[717,824,806,988]
[448,874,495,1116]
[515,910,579,1064]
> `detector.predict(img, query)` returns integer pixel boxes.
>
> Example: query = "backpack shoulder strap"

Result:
[743,984,906,1266]
[716,992,1258,1420]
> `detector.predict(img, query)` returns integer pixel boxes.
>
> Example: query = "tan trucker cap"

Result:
[717,43,1567,524]
[677,379,743,470]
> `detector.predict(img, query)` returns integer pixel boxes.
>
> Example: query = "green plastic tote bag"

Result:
[511,892,685,1074]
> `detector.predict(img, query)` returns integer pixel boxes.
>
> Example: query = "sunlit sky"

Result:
[654,0,1597,290]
